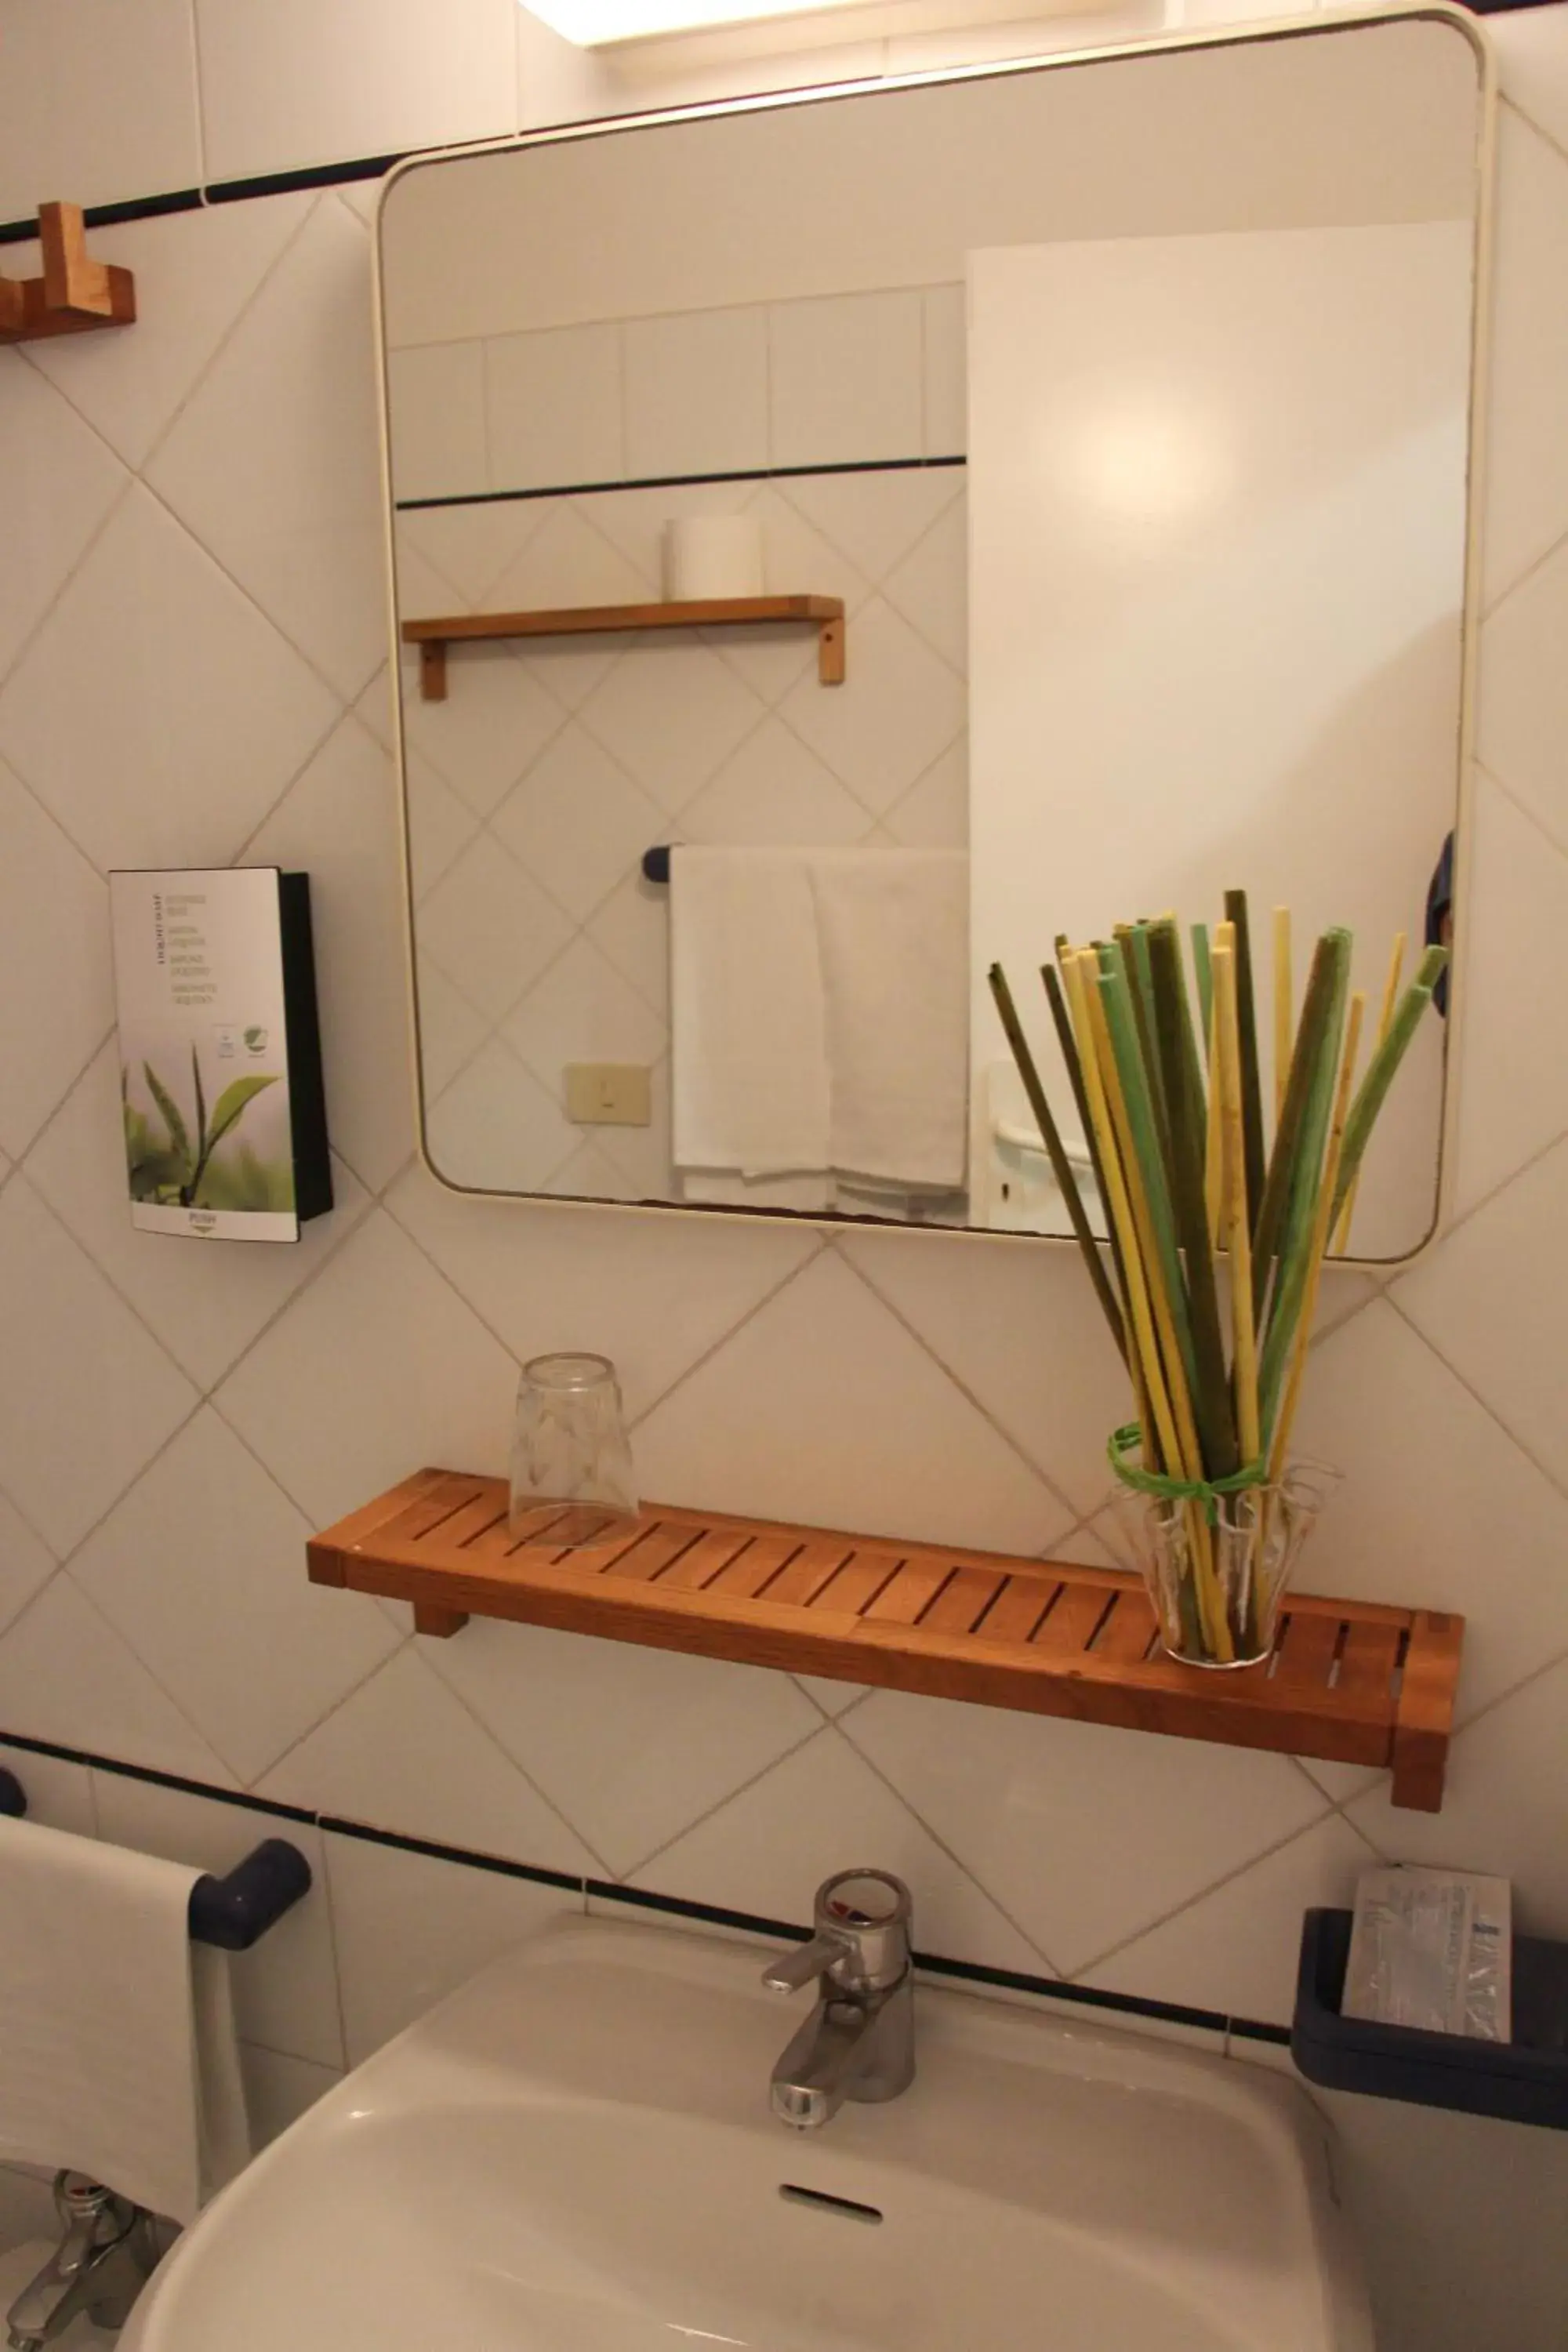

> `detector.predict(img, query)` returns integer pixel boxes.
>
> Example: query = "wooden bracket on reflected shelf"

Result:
[308,1469,1465,1813]
[402,594,846,701]
[0,202,137,345]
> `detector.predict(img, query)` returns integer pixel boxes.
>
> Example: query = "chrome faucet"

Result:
[762,1869,916,2130]
[5,2173,158,2352]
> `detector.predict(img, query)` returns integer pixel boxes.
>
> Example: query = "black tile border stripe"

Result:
[394,452,967,514]
[2,1725,1294,2053]
[0,188,204,247]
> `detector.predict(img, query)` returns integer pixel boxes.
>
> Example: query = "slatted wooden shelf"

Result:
[401,594,845,699]
[309,1471,1464,1813]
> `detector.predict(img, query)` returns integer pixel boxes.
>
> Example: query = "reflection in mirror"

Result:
[378,14,1483,1258]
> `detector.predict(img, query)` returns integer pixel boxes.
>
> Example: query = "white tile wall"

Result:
[3,18,1568,2347]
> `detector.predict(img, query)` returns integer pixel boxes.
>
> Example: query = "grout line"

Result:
[1478,512,1568,626]
[619,1231,829,1436]
[1385,1284,1568,1513]
[0,476,135,721]
[612,1716,833,1882]
[416,1645,618,1880]
[1069,1806,1344,1986]
[184,0,209,193]
[832,1241,1087,1536]
[828,1715,1062,1976]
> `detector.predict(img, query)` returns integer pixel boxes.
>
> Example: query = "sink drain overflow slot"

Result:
[778,2185,884,2225]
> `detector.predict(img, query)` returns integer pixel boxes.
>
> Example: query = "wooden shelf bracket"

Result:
[0,203,136,346]
[310,1472,1465,1813]
[402,593,846,701]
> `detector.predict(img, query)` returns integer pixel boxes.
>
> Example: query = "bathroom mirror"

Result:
[376,10,1486,1258]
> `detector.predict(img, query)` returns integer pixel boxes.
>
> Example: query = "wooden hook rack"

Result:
[0,202,136,346]
[403,594,846,701]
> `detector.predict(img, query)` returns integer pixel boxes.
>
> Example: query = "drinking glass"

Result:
[508,1352,638,1548]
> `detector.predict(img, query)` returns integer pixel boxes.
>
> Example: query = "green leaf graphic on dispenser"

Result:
[124,1052,285,1211]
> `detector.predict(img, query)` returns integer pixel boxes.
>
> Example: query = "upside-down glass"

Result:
[508,1352,639,1548]
[1107,1465,1341,1668]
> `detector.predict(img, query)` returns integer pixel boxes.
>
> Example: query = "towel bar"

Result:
[0,1766,311,1950]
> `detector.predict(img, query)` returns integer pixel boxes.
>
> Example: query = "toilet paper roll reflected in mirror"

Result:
[662,515,764,601]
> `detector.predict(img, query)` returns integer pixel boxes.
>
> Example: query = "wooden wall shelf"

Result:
[309,1472,1463,1813]
[0,203,136,345]
[402,594,845,700]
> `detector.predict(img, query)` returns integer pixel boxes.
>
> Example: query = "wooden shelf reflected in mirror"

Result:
[402,594,847,701]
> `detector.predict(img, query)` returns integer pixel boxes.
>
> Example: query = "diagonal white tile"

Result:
[416,830,575,1021]
[216,1207,518,1529]
[1481,107,1568,609]
[426,1619,822,1876]
[260,1645,596,1875]
[1080,1814,1378,2024]
[843,1688,1327,1977]
[630,1725,1047,1975]
[1282,1301,1568,1724]
[780,467,963,587]
[425,1034,578,1193]
[26,1045,368,1392]
[0,1494,54,1639]
[0,1574,230,1786]
[1394,1138,1568,1494]
[880,738,968,849]
[72,1410,401,1785]
[779,594,964,815]
[0,361,125,684]
[413,956,487,1099]
[585,866,670,1016]
[1346,1656,1568,1938]
[401,641,568,818]
[147,197,387,702]
[0,758,111,1158]
[27,195,312,471]
[89,1774,343,2067]
[1494,16,1568,154]
[396,502,547,612]
[0,1177,197,1555]
[0,0,201,220]
[245,714,419,1194]
[491,722,664,920]
[883,494,968,673]
[680,716,871,848]
[325,1831,579,2069]
[632,1250,1073,1553]
[577,639,765,817]
[1478,542,1568,855]
[405,752,481,902]
[502,938,668,1094]
[386,1155,818,1420]
[840,1227,1128,1522]
[0,485,339,874]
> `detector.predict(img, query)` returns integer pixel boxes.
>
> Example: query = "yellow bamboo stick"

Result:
[1272,906,1291,1131]
[1214,934,1261,1475]
[1061,953,1185,1482]
[1271,993,1369,1481]
[1077,956,1232,1663]
[1331,933,1405,1256]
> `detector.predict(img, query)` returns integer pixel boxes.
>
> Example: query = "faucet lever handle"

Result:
[761,1926,853,1994]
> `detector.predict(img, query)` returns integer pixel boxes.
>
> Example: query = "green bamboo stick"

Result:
[1259,942,1352,1432]
[988,962,1127,1359]
[1147,919,1239,1480]
[1121,922,1173,1170]
[1040,962,1134,1324]
[1191,923,1214,1053]
[1224,889,1268,1233]
[1097,946,1197,1406]
[1329,946,1449,1226]
[1251,931,1350,1323]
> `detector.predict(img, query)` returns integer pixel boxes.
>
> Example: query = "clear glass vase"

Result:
[508,1352,639,1550]
[1107,1465,1340,1668]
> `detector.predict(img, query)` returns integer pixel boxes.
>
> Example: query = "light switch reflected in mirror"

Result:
[377,13,1486,1260]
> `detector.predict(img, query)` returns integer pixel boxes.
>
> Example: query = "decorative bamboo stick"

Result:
[1329,946,1449,1228]
[1331,931,1406,1256]
[1270,993,1368,1474]
[1251,931,1349,1324]
[1040,961,1135,1327]
[1191,923,1213,1051]
[988,963,1127,1356]
[1272,906,1292,1129]
[1213,931,1261,1476]
[1224,890,1268,1234]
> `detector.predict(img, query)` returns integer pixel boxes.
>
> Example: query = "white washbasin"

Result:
[122,1917,1372,2350]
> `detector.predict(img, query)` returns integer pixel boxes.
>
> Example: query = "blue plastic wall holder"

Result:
[1294,1907,1568,2132]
